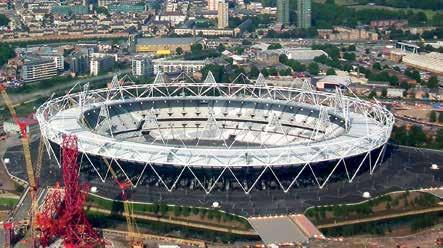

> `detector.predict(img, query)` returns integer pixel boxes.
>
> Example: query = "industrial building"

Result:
[282,48,326,61]
[402,52,443,75]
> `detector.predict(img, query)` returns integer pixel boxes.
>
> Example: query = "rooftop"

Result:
[137,37,202,46]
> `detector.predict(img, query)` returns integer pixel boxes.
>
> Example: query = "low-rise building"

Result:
[387,88,405,98]
[108,4,146,13]
[256,50,280,65]
[174,28,235,37]
[318,27,378,41]
[370,20,408,29]
[21,56,58,82]
[152,59,208,74]
[316,75,351,92]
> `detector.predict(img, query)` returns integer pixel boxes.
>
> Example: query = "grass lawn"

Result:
[305,191,441,225]
[85,194,251,230]
[0,197,19,210]
[349,5,440,19]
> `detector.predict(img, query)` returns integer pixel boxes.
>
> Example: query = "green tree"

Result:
[439,112,443,123]
[191,207,199,215]
[429,111,437,122]
[191,43,203,53]
[312,44,340,59]
[368,90,377,98]
[268,43,282,50]
[201,64,225,82]
[381,88,387,97]
[249,66,260,78]
[326,68,336,75]
[159,203,169,215]
[182,207,191,217]
[287,59,305,72]
[217,43,226,52]
[0,43,15,67]
[409,125,427,146]
[279,68,291,76]
[308,62,319,75]
[151,204,160,213]
[435,129,443,148]
[388,75,399,86]
[174,206,183,217]
[96,6,110,16]
[427,76,439,89]
[343,52,356,61]
[279,54,288,64]
[175,47,183,55]
[0,14,10,26]
[405,69,421,83]
[372,62,382,70]
[391,125,408,145]
[431,13,443,26]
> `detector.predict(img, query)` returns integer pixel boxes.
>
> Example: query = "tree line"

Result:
[0,43,15,67]
[391,125,443,149]
[0,14,9,27]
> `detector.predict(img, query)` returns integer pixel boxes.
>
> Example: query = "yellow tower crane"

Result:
[0,84,39,246]
[102,158,144,248]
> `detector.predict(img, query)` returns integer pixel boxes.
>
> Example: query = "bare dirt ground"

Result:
[310,225,443,248]
[395,109,433,121]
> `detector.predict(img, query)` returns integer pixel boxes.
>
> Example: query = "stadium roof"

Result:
[38,82,392,168]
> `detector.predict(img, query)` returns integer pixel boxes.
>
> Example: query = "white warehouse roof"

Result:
[280,48,327,61]
[403,52,443,75]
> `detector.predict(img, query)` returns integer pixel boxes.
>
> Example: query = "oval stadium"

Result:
[35,73,394,195]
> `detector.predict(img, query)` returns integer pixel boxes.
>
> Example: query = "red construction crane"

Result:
[3,221,13,248]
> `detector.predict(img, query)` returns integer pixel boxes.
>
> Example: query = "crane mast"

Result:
[102,159,143,247]
[0,84,38,247]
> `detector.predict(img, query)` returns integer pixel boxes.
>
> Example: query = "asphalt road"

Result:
[3,141,442,217]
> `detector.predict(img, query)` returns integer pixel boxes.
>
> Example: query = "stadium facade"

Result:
[36,73,394,194]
